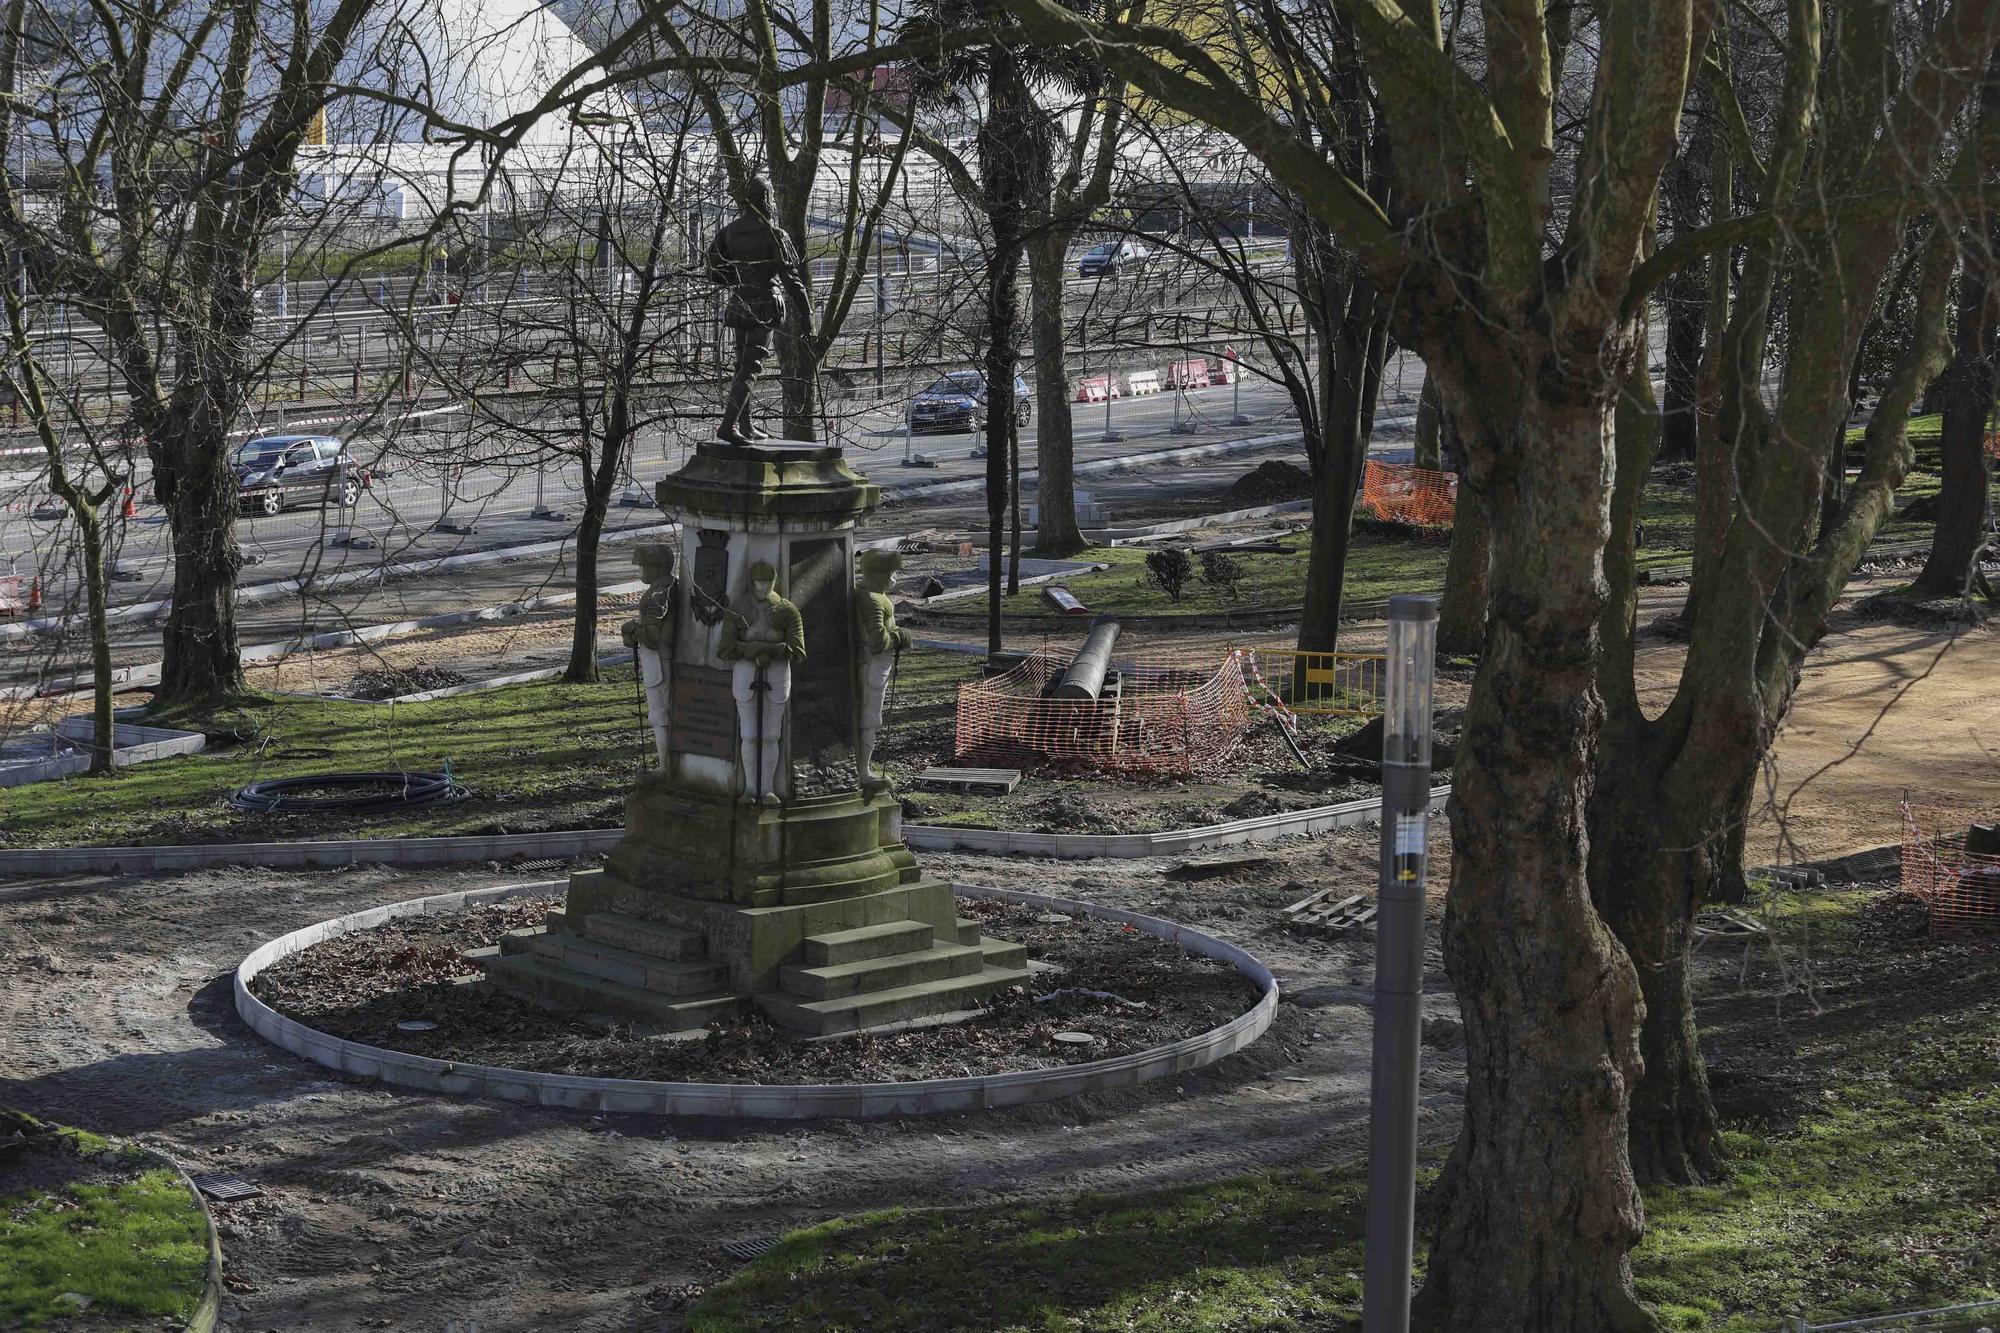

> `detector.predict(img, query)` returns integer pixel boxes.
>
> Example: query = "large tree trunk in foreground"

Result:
[1027,230,1085,555]
[1436,469,1489,657]
[1416,388,1654,1333]
[155,417,246,707]
[1590,765,1732,1187]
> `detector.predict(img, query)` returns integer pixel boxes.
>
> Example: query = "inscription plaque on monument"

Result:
[671,663,736,761]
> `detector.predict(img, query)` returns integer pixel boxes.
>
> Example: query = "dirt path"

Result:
[0,830,1467,1333]
[1629,591,1999,863]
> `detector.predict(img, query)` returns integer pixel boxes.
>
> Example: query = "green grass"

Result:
[2,652,1006,849]
[936,465,1944,621]
[0,1119,209,1329]
[1,667,652,848]
[689,891,2000,1331]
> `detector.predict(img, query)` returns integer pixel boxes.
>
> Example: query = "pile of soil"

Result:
[345,665,470,700]
[247,896,1261,1085]
[1228,460,1313,505]
[1329,706,1465,773]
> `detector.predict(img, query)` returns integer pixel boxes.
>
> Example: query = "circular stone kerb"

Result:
[233,881,1278,1120]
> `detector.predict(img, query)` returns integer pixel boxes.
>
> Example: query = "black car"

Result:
[906,371,1033,434]
[232,434,366,516]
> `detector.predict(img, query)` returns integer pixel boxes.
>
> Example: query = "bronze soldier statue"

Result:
[705,176,813,446]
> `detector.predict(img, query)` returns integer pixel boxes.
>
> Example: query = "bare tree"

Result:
[0,0,390,709]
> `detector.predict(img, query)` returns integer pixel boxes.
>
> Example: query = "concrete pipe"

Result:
[1053,615,1121,699]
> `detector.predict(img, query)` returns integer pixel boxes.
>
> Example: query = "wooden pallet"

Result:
[1694,907,1769,941]
[1692,908,1771,984]
[913,766,1023,794]
[1281,888,1378,934]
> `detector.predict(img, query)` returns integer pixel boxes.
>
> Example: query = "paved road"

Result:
[1,351,1429,612]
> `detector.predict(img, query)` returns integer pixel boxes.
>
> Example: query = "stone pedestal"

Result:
[474,441,1028,1036]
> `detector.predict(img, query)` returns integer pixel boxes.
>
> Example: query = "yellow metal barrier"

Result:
[1249,649,1386,716]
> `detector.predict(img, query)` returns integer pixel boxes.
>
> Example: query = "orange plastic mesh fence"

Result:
[1901,795,2000,934]
[954,649,1254,775]
[1360,460,1457,529]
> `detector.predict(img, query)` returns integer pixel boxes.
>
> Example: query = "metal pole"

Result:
[1103,371,1120,443]
[1362,593,1438,1333]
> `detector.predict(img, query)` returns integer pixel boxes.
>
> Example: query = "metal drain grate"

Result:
[190,1173,265,1203]
[513,857,568,874]
[720,1236,779,1263]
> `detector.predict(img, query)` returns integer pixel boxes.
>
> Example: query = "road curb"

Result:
[881,430,1304,504]
[0,787,1447,876]
[232,879,1278,1120]
[0,522,679,642]
[148,1149,225,1333]
[5,582,650,701]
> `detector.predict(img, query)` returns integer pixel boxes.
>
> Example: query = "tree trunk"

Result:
[1660,274,1704,465]
[1916,223,1998,596]
[155,418,245,707]
[1294,279,1384,655]
[80,509,114,774]
[1416,389,1655,1333]
[1414,372,1442,471]
[566,474,611,683]
[1027,229,1085,555]
[983,238,1020,654]
[1436,470,1489,658]
[1589,751,1733,1187]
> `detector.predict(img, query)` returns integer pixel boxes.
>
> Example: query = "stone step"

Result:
[507,928,728,996]
[577,911,707,962]
[755,963,1032,1037]
[800,919,938,967]
[779,942,985,1001]
[978,937,1030,972]
[954,917,983,948]
[474,951,743,1028]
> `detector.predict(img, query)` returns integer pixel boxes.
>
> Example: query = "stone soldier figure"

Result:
[717,559,806,804]
[620,544,679,769]
[705,176,812,446]
[854,549,913,794]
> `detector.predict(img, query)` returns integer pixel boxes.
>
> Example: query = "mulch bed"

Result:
[247,897,1262,1085]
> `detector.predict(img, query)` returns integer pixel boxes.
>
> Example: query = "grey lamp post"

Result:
[1362,593,1438,1333]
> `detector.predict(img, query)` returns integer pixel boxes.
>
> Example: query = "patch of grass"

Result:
[938,471,1946,620]
[689,892,2000,1332]
[2,653,1004,850]
[0,668,653,848]
[0,1119,209,1329]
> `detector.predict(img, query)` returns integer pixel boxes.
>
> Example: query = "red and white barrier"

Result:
[1167,358,1212,390]
[0,574,41,616]
[1073,374,1120,404]
[1126,370,1164,396]
[1214,346,1240,384]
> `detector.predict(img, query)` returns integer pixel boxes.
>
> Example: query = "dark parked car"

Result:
[906,371,1032,434]
[1077,239,1153,278]
[232,434,367,516]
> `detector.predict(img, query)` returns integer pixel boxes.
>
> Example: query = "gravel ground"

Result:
[0,828,1464,1332]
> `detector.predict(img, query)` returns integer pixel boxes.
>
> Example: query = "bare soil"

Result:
[247,896,1261,1084]
[1629,576,2000,863]
[0,834,1434,1333]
